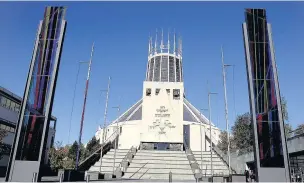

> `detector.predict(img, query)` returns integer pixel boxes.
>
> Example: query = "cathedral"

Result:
[95,31,221,152]
[91,31,229,180]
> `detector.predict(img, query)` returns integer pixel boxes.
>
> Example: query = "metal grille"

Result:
[148,58,154,81]
[176,59,181,82]
[161,56,168,82]
[154,56,161,81]
[169,56,175,82]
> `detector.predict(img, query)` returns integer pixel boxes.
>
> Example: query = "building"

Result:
[0,86,57,177]
[87,31,230,181]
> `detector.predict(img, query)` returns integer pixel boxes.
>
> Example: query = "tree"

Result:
[284,123,293,138]
[281,96,289,122]
[86,136,100,153]
[49,141,77,170]
[68,141,78,161]
[49,147,66,170]
[217,130,234,154]
[49,141,72,170]
[295,124,304,135]
[231,112,253,155]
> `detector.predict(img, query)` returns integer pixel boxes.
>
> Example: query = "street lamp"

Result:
[221,45,233,174]
[99,76,111,173]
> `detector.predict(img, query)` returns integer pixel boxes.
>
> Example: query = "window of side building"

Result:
[0,95,21,113]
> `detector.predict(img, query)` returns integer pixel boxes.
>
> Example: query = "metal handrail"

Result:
[189,148,203,174]
[115,146,135,172]
[78,128,120,167]
[205,128,237,174]
[184,138,202,178]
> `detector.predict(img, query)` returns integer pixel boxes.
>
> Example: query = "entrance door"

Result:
[156,142,169,150]
[183,125,190,149]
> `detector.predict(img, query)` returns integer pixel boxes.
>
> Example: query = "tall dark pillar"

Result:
[242,9,290,182]
[5,7,67,182]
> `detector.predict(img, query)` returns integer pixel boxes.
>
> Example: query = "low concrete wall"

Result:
[228,135,304,173]
[287,135,304,154]
[230,152,254,174]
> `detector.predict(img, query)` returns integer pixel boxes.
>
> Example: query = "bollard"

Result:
[169,171,172,183]
[32,172,37,182]
[86,174,90,183]
[59,172,64,183]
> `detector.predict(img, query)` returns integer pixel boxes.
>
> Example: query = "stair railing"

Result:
[205,128,237,174]
[78,127,120,170]
[116,146,136,173]
[184,138,203,180]
[78,100,142,171]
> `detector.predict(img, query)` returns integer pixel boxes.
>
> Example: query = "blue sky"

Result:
[0,2,303,145]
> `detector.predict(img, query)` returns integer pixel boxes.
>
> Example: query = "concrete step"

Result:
[107,150,130,155]
[201,170,230,175]
[194,159,223,163]
[123,172,195,180]
[109,149,130,152]
[194,155,222,161]
[192,151,216,154]
[89,148,130,174]
[142,173,195,180]
[131,159,190,164]
[128,163,192,169]
[192,154,221,158]
[194,159,224,163]
[135,153,187,158]
[122,150,195,180]
[126,167,193,174]
[89,166,117,172]
[195,161,225,166]
[197,164,228,169]
[93,161,120,167]
[103,154,125,158]
[133,156,188,161]
[95,158,124,163]
[138,150,185,154]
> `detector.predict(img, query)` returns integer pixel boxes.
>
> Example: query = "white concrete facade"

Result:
[141,81,184,144]
[95,80,221,151]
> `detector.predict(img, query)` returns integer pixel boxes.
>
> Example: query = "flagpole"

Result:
[75,43,94,169]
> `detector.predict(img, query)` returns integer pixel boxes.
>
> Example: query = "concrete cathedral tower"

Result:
[95,30,221,152]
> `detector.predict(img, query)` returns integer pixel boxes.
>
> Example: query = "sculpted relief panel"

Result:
[149,106,176,135]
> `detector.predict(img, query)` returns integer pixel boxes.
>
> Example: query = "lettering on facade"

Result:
[149,106,175,135]
[155,106,170,118]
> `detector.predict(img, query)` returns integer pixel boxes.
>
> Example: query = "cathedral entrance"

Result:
[140,142,183,151]
[155,142,169,150]
[183,125,190,148]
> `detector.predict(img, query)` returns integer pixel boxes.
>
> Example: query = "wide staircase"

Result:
[122,150,195,181]
[88,149,130,174]
[193,151,230,177]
